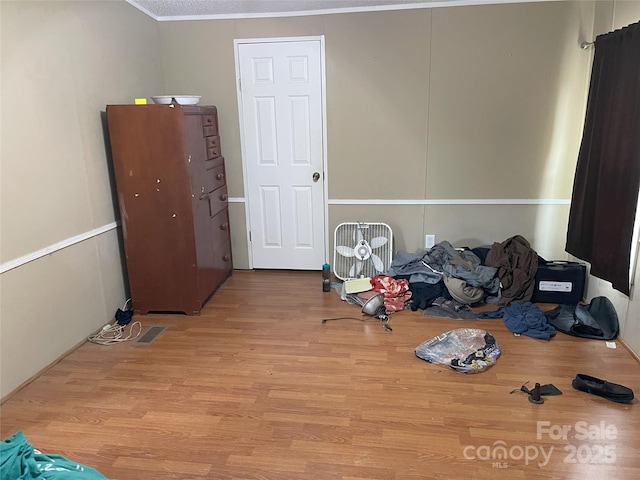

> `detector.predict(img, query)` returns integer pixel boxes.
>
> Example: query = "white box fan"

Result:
[333,222,393,281]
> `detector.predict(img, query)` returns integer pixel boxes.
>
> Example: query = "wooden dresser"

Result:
[106,104,232,315]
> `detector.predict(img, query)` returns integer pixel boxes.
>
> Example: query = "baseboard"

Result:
[618,336,640,364]
[0,338,88,405]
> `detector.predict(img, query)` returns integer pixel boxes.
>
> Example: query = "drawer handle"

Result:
[220,223,228,231]
[216,173,224,180]
[223,254,231,262]
[219,194,228,201]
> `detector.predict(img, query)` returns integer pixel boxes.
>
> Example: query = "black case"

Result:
[531,261,586,304]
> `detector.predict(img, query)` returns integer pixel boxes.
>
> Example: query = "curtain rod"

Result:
[582,20,640,50]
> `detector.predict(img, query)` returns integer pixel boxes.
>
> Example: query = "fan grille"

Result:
[333,222,393,281]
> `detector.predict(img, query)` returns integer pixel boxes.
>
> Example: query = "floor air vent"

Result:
[134,326,168,345]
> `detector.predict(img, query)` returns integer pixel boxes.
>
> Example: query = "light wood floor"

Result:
[2,270,639,479]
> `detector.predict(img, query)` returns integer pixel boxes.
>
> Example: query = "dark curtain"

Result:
[566,21,640,296]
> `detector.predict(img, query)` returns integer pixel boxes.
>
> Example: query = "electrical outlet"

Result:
[425,234,436,249]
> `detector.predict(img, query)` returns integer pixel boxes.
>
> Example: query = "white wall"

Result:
[158,1,595,270]
[0,0,163,399]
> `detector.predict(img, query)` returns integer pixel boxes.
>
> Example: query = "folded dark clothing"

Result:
[478,302,556,340]
[470,246,491,265]
[423,297,477,320]
[393,277,450,311]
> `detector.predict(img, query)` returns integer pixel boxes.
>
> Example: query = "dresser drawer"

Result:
[202,115,218,136]
[206,136,221,159]
[204,164,226,193]
[207,146,221,160]
[209,185,228,217]
[206,136,220,149]
[204,155,224,170]
[214,240,233,276]
[211,210,230,246]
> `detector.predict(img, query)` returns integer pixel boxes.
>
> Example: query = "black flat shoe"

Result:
[572,374,634,403]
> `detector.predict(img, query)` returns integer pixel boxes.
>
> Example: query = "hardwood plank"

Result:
[2,270,639,479]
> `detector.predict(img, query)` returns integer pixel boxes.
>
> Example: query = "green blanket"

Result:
[0,431,107,479]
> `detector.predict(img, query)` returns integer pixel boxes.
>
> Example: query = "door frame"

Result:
[234,35,329,269]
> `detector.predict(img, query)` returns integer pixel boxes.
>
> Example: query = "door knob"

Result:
[312,172,321,182]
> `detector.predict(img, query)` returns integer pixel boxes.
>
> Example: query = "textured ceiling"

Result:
[127,0,522,20]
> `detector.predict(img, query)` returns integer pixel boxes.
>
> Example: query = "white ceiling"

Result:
[127,0,546,21]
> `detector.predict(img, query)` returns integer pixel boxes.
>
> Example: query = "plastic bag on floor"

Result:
[415,328,501,374]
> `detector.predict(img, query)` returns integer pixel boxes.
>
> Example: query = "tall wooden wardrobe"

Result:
[106,104,232,315]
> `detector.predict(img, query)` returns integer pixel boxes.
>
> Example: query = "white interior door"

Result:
[237,38,327,270]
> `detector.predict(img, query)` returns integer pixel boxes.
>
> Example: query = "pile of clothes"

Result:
[338,235,563,340]
[388,235,539,310]
[350,235,540,314]
[385,235,558,340]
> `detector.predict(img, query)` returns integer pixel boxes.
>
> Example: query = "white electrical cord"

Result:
[88,298,142,345]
